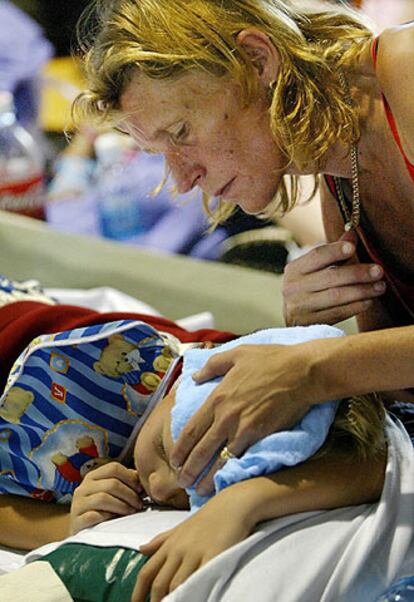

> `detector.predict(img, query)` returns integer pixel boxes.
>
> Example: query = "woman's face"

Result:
[120,70,285,215]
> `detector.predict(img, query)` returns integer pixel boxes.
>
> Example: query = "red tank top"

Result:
[325,37,414,325]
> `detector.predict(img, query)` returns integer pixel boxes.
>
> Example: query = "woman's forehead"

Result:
[120,70,233,126]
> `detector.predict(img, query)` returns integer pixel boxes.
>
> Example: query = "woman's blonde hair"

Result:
[73,0,374,224]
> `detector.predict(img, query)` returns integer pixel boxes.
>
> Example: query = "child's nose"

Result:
[149,472,179,504]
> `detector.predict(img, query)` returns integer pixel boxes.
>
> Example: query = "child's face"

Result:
[133,388,189,509]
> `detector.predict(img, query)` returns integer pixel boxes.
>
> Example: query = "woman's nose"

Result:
[166,153,206,194]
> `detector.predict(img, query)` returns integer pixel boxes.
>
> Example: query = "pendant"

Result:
[344,221,353,232]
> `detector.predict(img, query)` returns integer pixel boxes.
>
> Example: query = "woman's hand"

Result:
[282,232,386,326]
[170,340,330,493]
[131,487,253,602]
[70,462,144,534]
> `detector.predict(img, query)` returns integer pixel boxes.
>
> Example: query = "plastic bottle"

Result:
[376,576,414,601]
[0,91,46,219]
[94,132,144,240]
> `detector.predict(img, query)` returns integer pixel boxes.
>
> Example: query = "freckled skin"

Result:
[120,71,285,214]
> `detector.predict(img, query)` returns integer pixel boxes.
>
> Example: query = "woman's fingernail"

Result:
[373,281,386,292]
[342,243,353,255]
[369,265,382,278]
[178,474,191,487]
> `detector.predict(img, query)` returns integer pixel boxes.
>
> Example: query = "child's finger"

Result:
[72,509,114,534]
[83,491,140,516]
[97,477,144,510]
[74,476,143,511]
[86,462,139,487]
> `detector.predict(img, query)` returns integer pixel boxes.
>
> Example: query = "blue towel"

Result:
[171,325,344,511]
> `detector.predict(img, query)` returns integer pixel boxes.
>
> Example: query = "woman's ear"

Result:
[236,28,281,87]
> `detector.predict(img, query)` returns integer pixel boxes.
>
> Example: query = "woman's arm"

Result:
[313,326,414,401]
[133,450,386,602]
[0,494,70,550]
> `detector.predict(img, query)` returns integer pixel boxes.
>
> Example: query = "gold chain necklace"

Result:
[332,71,361,232]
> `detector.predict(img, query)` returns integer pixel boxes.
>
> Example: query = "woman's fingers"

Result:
[285,259,384,296]
[194,441,244,496]
[176,426,225,488]
[310,299,374,325]
[191,349,236,384]
[283,238,385,326]
[194,454,224,495]
[289,239,356,276]
[171,350,238,472]
[298,280,386,312]
[175,380,248,488]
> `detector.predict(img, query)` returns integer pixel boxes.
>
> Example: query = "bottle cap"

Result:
[94,131,136,167]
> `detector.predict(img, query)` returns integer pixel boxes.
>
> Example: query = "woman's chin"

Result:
[236,197,275,216]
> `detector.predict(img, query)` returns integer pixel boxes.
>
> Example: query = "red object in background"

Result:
[0,174,46,220]
[0,91,47,221]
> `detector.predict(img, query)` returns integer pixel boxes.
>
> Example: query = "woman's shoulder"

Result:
[377,22,414,70]
[375,23,414,161]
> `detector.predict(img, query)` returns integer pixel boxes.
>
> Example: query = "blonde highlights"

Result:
[74,0,374,222]
[316,393,386,462]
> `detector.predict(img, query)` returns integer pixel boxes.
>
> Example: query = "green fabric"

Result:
[41,543,149,602]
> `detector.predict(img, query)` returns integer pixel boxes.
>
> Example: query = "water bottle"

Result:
[0,91,46,219]
[94,133,144,240]
[376,576,414,601]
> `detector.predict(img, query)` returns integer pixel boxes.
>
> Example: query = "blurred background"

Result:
[1,0,413,273]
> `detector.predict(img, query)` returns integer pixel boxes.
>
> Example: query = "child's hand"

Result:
[70,462,144,535]
[131,487,253,602]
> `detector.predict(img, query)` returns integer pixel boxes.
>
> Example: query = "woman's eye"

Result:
[172,124,189,144]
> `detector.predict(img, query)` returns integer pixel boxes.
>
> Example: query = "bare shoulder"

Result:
[377,23,414,76]
[376,24,414,160]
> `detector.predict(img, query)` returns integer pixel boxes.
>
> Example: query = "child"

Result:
[70,328,386,535]
[0,275,385,550]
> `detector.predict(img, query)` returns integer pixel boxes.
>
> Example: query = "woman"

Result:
[74,1,413,598]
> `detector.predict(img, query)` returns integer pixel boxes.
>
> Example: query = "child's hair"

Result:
[316,393,386,462]
[73,0,374,225]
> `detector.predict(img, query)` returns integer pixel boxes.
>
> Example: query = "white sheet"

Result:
[16,417,414,602]
[0,547,25,575]
[46,285,215,331]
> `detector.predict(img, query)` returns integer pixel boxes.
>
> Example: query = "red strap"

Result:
[371,36,380,67]
[324,177,414,323]
[382,99,414,181]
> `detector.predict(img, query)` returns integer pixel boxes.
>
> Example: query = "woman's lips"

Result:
[215,177,236,198]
